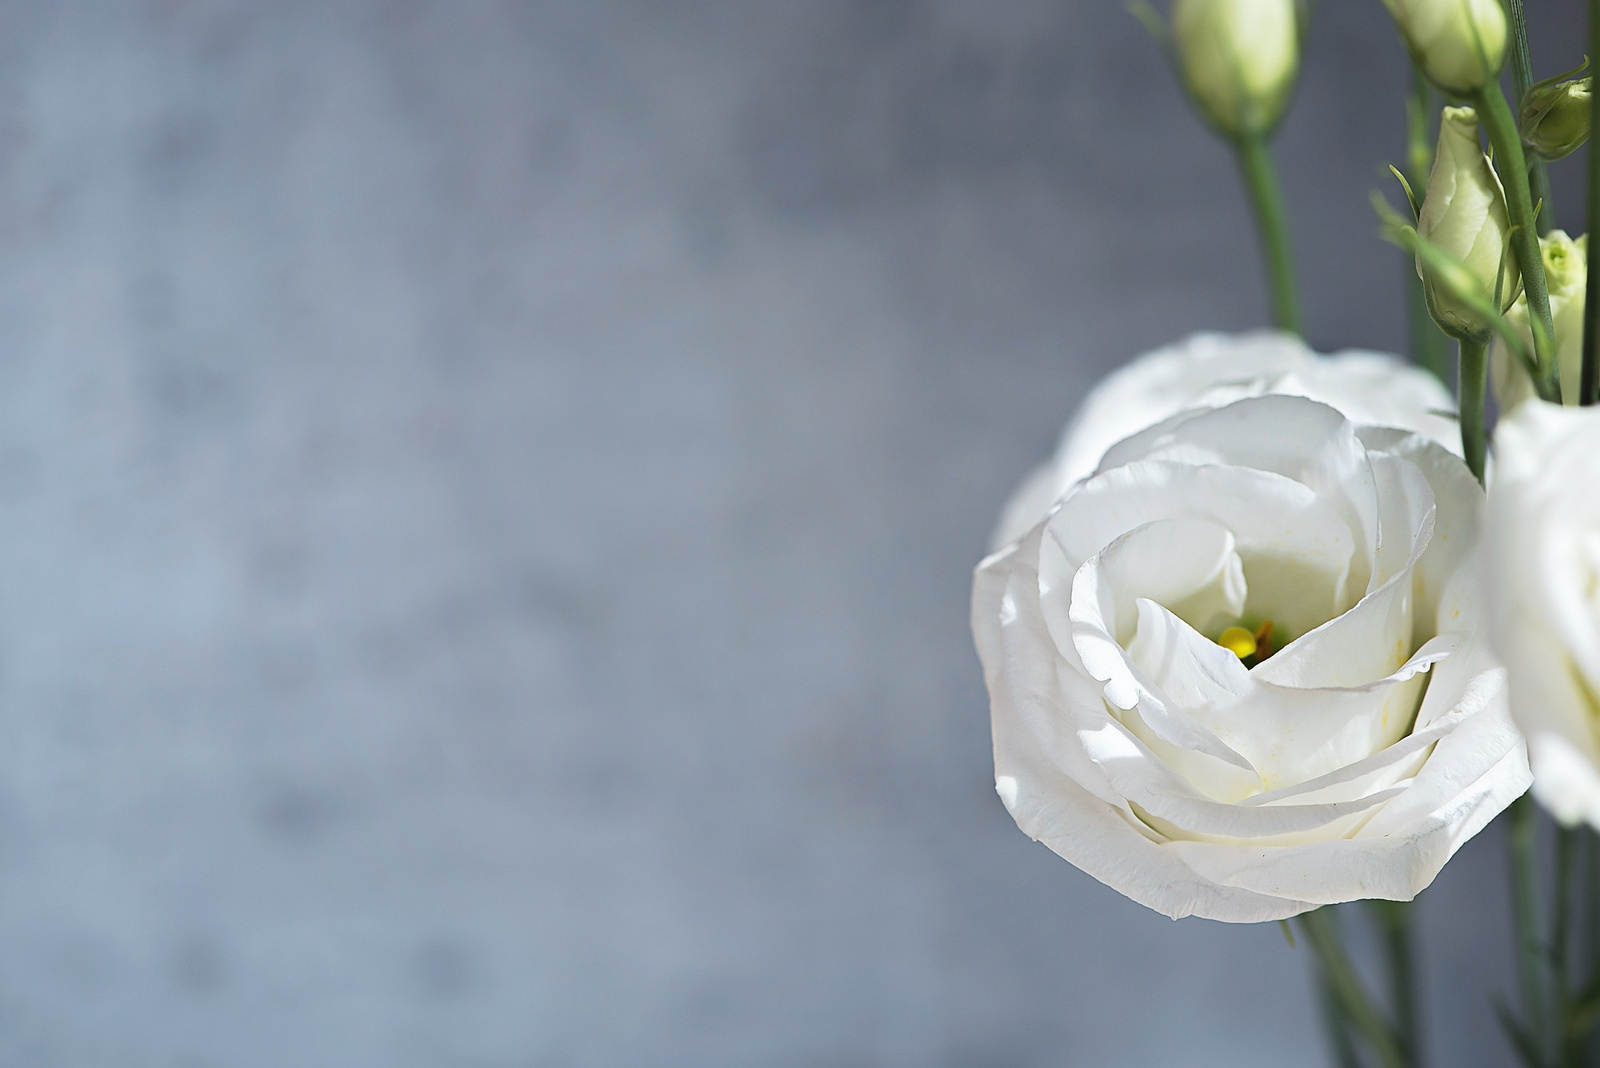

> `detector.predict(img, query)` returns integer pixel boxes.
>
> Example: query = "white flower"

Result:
[1486,400,1600,829]
[991,332,1460,549]
[973,394,1528,922]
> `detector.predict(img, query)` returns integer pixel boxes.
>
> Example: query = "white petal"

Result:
[992,696,1312,921]
[1485,400,1600,829]
[1528,732,1600,829]
[1051,330,1314,487]
[1061,524,1255,779]
[1363,426,1485,646]
[1042,460,1356,642]
[988,334,1460,576]
[1126,597,1252,709]
[1098,396,1380,603]
[1050,332,1459,488]
[1073,517,1247,645]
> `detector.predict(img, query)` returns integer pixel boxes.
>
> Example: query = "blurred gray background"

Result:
[0,1,1586,1065]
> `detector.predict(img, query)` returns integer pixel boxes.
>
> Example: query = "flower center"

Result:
[1215,618,1276,667]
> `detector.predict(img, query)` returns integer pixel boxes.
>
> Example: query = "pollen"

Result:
[1254,619,1275,660]
[1218,625,1258,660]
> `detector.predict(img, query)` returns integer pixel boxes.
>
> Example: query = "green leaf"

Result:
[1527,54,1592,96]
[1125,0,1167,44]
[1388,164,1420,219]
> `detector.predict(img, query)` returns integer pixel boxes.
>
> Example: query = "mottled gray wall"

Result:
[0,1,1583,1066]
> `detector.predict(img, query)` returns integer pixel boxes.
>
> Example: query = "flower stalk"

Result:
[1370,899,1421,1063]
[1584,0,1600,405]
[1299,907,1410,1068]
[1235,132,1302,335]
[1510,794,1555,1067]
[1555,827,1577,1059]
[1507,0,1555,235]
[1472,81,1562,401]
[1317,972,1364,1068]
[1460,336,1488,483]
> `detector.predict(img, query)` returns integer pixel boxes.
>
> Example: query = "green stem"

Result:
[1371,899,1421,1063]
[1234,133,1303,337]
[1555,827,1577,1065]
[1507,0,1556,234]
[1584,828,1600,1065]
[1459,337,1489,485]
[1299,907,1410,1068]
[1511,794,1553,1067]
[1589,828,1600,996]
[1317,968,1365,1068]
[1406,68,1451,383]
[1472,82,1562,403]
[1584,0,1600,405]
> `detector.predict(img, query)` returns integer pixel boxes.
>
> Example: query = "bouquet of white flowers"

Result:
[972,2,1600,1064]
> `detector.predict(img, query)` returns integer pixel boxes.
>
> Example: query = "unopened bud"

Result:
[1171,0,1300,139]
[1416,106,1520,340]
[1382,0,1507,94]
[1521,77,1591,161]
[1494,230,1588,406]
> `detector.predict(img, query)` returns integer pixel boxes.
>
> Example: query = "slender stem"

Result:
[1460,337,1489,485]
[1299,907,1410,1068]
[1584,0,1600,405]
[1507,0,1556,235]
[1406,68,1451,383]
[1472,82,1562,402]
[1370,898,1422,1063]
[1555,827,1577,1065]
[1572,830,1591,1066]
[1511,794,1553,1068]
[1234,133,1303,337]
[1589,828,1600,994]
[1317,968,1365,1068]
[1584,827,1600,1065]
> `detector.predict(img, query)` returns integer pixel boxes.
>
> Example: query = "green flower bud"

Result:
[1416,106,1520,340]
[1171,0,1300,138]
[1381,0,1507,94]
[1521,77,1592,161]
[1494,230,1588,406]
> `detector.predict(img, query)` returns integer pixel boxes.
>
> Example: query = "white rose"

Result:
[973,394,1528,922]
[1486,400,1600,828]
[991,331,1460,549]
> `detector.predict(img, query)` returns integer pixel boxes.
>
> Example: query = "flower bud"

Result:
[1381,0,1507,94]
[1416,106,1520,340]
[1171,0,1300,138]
[1521,77,1592,161]
[1494,230,1587,407]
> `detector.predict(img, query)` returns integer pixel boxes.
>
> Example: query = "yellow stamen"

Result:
[1254,619,1275,661]
[1218,625,1258,660]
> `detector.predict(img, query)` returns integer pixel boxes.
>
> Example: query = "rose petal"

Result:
[1042,460,1356,642]
[1095,396,1379,599]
